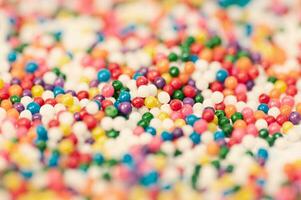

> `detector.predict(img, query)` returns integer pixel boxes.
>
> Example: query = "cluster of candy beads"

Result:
[0,0,301,199]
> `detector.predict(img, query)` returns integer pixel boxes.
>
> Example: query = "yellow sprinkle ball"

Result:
[130,186,151,200]
[158,192,176,200]
[294,160,301,168]
[213,115,219,124]
[158,112,170,121]
[3,172,22,190]
[161,73,172,84]
[92,138,107,152]
[213,175,234,190]
[0,78,4,89]
[61,94,74,107]
[199,155,210,165]
[59,139,74,155]
[208,122,217,132]
[234,186,255,200]
[249,164,261,176]
[144,45,155,57]
[31,85,44,97]
[174,119,186,127]
[89,87,99,99]
[144,96,160,109]
[12,151,30,168]
[58,55,70,66]
[153,155,167,171]
[92,127,105,140]
[3,141,14,152]
[60,124,71,136]
[80,76,90,84]
[282,121,293,134]
[69,104,81,113]
[274,80,287,93]
[18,191,57,200]
[195,31,207,43]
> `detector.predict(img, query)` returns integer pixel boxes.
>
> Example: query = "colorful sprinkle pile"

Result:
[0,0,301,199]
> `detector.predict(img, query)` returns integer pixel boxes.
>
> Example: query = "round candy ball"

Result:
[202,108,215,122]
[27,102,41,114]
[257,103,269,114]
[7,51,17,62]
[289,112,301,125]
[118,102,132,115]
[216,69,228,82]
[25,61,39,73]
[97,69,111,82]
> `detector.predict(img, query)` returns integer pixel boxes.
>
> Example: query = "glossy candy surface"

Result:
[0,0,301,199]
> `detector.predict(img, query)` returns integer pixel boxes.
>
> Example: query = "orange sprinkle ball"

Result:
[8,84,23,96]
[254,110,266,119]
[277,73,288,81]
[280,105,292,117]
[179,73,189,84]
[91,48,108,59]
[122,67,134,77]
[233,119,247,129]
[81,178,94,196]
[223,88,234,96]
[200,48,213,61]
[94,111,104,121]
[224,76,238,90]
[184,62,195,74]
[269,88,281,99]
[283,163,295,176]
[213,46,226,60]
[225,105,236,118]
[156,60,169,74]
[11,69,25,79]
[1,99,13,111]
[236,57,252,71]
[55,94,64,103]
[206,141,220,156]
[7,108,19,119]
[96,187,126,200]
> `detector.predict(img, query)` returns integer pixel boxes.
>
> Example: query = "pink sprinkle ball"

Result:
[93,58,106,69]
[231,128,246,142]
[133,126,144,136]
[235,84,247,94]
[81,55,93,67]
[154,54,166,63]
[246,124,258,136]
[181,104,193,116]
[0,151,9,161]
[148,137,162,152]
[242,107,254,118]
[269,99,281,108]
[102,84,114,97]
[16,127,28,138]
[281,96,294,107]
[269,122,281,134]
[193,119,208,133]
[47,169,64,191]
[138,162,153,175]
[114,165,130,180]
[130,145,143,158]
[9,37,19,47]
[171,111,183,120]
[276,186,297,200]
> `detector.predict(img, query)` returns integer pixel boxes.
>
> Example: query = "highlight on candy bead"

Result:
[0,0,301,199]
